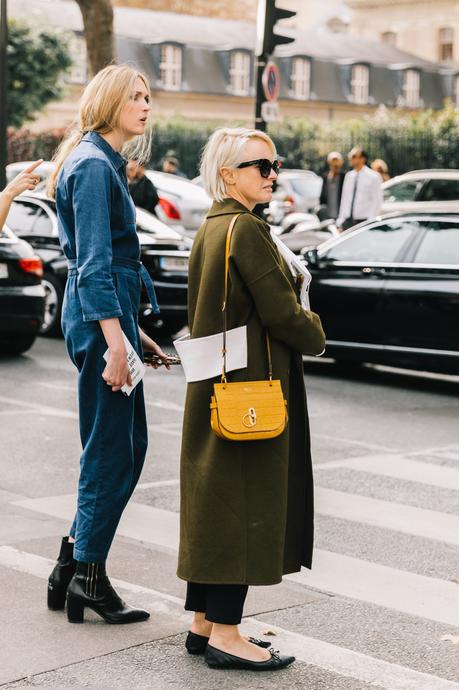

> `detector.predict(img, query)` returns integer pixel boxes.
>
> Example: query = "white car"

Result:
[145,171,211,235]
[7,161,205,235]
[382,169,459,213]
[273,169,323,213]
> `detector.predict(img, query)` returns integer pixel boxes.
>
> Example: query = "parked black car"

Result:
[302,212,459,375]
[0,225,45,355]
[6,193,191,337]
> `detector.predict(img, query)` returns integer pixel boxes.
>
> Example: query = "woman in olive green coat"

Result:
[178,127,325,671]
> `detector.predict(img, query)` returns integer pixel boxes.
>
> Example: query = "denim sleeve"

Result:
[68,158,123,322]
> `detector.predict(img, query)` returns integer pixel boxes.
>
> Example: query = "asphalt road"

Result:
[0,336,458,690]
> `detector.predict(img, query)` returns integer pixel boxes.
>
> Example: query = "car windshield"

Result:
[324,220,418,263]
[384,180,421,202]
[413,221,459,265]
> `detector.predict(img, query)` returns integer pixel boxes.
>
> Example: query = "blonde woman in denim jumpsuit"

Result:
[46,65,170,624]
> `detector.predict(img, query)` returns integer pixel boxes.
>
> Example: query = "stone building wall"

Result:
[111,0,257,21]
[346,0,459,64]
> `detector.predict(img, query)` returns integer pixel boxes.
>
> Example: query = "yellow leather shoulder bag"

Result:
[210,214,288,441]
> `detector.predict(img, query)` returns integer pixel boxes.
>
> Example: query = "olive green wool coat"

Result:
[177,198,325,586]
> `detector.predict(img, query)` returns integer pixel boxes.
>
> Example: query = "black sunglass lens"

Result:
[258,160,271,178]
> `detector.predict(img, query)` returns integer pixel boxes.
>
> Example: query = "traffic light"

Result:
[256,0,296,58]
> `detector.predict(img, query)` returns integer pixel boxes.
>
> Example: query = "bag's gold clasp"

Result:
[242,407,257,428]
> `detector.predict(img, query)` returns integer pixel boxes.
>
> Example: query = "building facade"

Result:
[347,0,459,66]
[111,0,257,21]
[11,0,457,132]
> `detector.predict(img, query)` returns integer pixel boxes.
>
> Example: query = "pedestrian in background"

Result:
[371,158,390,182]
[126,159,160,216]
[318,151,345,221]
[337,146,383,231]
[162,150,188,178]
[178,127,325,671]
[46,64,170,625]
[0,160,42,229]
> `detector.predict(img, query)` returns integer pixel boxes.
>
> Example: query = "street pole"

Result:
[0,0,7,190]
[255,54,267,132]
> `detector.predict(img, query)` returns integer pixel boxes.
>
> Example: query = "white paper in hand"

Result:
[174,326,247,383]
[103,332,146,396]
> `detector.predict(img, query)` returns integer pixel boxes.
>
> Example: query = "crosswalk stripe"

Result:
[0,395,78,420]
[1,545,457,690]
[316,487,459,546]
[0,394,182,435]
[316,454,459,491]
[242,619,459,690]
[136,479,180,490]
[14,493,459,628]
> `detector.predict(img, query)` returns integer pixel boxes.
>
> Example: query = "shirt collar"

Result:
[82,131,126,171]
[206,197,257,218]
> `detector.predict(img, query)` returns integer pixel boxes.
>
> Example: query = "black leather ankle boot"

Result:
[66,561,150,624]
[47,537,77,610]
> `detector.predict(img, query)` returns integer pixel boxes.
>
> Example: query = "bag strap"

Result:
[221,214,273,384]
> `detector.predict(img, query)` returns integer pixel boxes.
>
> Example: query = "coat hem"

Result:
[176,560,311,586]
[176,572,283,586]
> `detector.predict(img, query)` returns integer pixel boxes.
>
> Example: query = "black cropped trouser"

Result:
[185,582,249,625]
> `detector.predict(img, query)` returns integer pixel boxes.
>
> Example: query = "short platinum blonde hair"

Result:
[200,127,277,202]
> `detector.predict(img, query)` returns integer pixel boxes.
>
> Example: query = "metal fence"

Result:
[7,124,459,179]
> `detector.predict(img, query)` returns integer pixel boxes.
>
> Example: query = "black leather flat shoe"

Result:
[66,561,150,624]
[205,644,295,671]
[185,631,272,655]
[185,631,209,655]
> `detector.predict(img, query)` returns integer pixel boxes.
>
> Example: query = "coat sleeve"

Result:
[337,171,352,227]
[369,174,383,218]
[67,157,123,322]
[231,215,325,355]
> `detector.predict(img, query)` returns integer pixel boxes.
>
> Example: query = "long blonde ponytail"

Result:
[47,64,152,198]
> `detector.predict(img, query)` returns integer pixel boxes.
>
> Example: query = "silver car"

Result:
[273,169,323,213]
[145,171,211,235]
[7,161,207,235]
[382,169,459,214]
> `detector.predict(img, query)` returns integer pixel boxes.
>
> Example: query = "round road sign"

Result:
[262,61,280,102]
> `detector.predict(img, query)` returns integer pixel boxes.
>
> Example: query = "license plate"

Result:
[160,256,188,271]
[0,263,8,279]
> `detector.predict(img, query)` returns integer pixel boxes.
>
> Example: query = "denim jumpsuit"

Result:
[56,131,159,563]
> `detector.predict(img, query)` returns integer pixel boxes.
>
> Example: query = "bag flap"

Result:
[213,379,287,433]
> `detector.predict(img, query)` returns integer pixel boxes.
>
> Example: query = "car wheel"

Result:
[0,334,37,356]
[40,272,63,337]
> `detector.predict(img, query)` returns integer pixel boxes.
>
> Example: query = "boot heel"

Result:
[47,584,66,611]
[67,595,85,623]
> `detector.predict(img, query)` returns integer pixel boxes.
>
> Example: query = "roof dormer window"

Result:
[403,69,420,108]
[159,43,182,90]
[229,51,250,96]
[351,64,369,104]
[291,57,311,100]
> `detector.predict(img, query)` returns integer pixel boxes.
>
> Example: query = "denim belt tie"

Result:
[67,257,160,315]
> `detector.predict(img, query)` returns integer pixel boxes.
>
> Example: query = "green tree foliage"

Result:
[8,105,459,177]
[7,21,72,128]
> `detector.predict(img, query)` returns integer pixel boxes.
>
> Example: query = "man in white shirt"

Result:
[337,146,383,231]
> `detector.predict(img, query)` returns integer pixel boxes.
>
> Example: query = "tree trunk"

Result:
[75,0,115,77]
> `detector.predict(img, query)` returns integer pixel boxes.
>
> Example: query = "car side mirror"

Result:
[302,247,318,266]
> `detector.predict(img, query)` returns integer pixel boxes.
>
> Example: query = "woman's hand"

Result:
[99,318,131,392]
[2,160,43,199]
[140,329,171,370]
[102,348,132,392]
